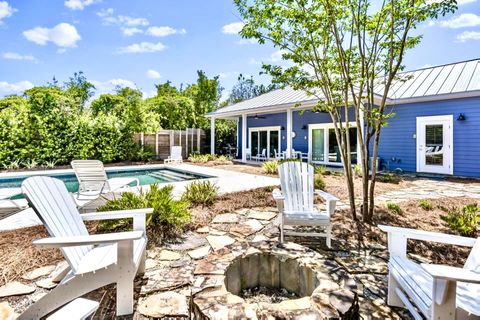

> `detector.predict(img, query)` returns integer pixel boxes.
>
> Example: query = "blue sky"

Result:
[0,0,479,100]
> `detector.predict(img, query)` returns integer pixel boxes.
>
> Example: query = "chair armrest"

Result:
[378,225,477,247]
[314,190,339,202]
[33,231,144,248]
[272,189,284,201]
[81,208,153,221]
[421,264,480,284]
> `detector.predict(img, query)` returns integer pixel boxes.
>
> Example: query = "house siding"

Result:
[377,96,480,177]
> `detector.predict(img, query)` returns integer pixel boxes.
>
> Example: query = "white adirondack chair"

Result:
[164,146,183,164]
[273,149,284,160]
[19,176,153,319]
[379,225,480,320]
[71,160,139,200]
[273,162,339,247]
[254,148,267,161]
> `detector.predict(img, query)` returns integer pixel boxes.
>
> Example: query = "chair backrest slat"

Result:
[22,176,91,272]
[171,146,182,160]
[465,238,480,271]
[278,162,314,213]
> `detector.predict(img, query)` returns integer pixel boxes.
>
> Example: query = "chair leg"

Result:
[137,249,146,275]
[116,276,134,316]
[431,279,456,320]
[326,225,332,248]
[387,272,404,308]
[19,270,113,320]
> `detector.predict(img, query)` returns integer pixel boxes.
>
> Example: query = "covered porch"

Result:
[207,87,361,167]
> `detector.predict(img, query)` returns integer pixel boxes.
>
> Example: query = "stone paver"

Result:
[206,235,235,251]
[0,282,35,298]
[188,245,211,260]
[22,265,56,281]
[137,292,189,318]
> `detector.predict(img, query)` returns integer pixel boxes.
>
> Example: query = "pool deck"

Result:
[0,163,279,231]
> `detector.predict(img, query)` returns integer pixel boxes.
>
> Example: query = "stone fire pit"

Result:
[192,240,358,319]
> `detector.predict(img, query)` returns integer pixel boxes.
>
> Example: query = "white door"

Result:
[416,115,453,175]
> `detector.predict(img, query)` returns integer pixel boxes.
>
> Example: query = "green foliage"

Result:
[23,159,38,169]
[263,185,275,192]
[226,74,279,104]
[353,164,362,177]
[377,173,401,184]
[2,159,20,170]
[98,184,191,235]
[441,204,479,236]
[262,160,278,174]
[314,174,326,191]
[419,199,433,211]
[188,154,232,164]
[314,165,327,175]
[386,202,402,215]
[182,180,219,206]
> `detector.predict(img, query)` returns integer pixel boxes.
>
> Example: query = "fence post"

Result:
[185,128,189,158]
[140,132,144,151]
[197,129,200,153]
[155,132,159,159]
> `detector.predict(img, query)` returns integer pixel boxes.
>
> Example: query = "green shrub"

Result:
[182,180,218,206]
[2,160,20,170]
[353,164,362,177]
[377,173,401,184]
[314,165,327,175]
[23,159,38,169]
[386,202,402,215]
[262,160,279,174]
[314,174,326,191]
[131,145,156,162]
[441,204,479,236]
[419,199,433,211]
[263,185,275,192]
[44,160,57,169]
[188,153,212,163]
[98,184,191,236]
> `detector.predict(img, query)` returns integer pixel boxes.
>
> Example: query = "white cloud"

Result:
[0,80,34,95]
[221,22,244,35]
[23,23,81,48]
[97,8,149,27]
[439,13,480,28]
[0,1,16,23]
[64,0,99,11]
[122,27,143,36]
[457,30,480,42]
[90,78,137,95]
[117,41,167,54]
[457,0,477,4]
[146,26,186,37]
[146,69,161,79]
[235,38,257,45]
[218,71,238,79]
[2,52,37,62]
[268,49,287,62]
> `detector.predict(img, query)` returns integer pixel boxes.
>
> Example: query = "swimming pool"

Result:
[0,167,210,199]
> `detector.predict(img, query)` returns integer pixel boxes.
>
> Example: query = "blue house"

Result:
[207,59,480,178]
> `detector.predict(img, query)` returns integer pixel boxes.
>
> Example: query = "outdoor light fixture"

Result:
[281,126,285,130]
[301,125,308,130]
[457,113,466,121]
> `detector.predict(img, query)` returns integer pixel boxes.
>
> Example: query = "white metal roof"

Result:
[209,58,480,118]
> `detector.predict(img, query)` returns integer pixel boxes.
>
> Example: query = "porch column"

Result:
[241,114,247,162]
[210,117,215,155]
[286,108,293,158]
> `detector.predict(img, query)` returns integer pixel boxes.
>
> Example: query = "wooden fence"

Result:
[133,129,206,160]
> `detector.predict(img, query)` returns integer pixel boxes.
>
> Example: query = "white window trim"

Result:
[416,115,453,175]
[308,122,359,166]
[248,126,281,159]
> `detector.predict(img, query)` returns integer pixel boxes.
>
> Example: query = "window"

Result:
[309,124,358,165]
[249,126,281,159]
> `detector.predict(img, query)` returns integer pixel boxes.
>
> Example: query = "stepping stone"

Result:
[244,219,264,232]
[251,235,269,242]
[145,259,157,270]
[211,213,239,224]
[209,229,226,236]
[49,261,69,282]
[158,250,181,261]
[0,281,35,298]
[138,292,188,318]
[0,302,15,319]
[206,235,235,251]
[23,265,56,280]
[188,246,211,260]
[36,278,58,289]
[248,211,277,221]
[229,224,255,238]
[196,226,209,233]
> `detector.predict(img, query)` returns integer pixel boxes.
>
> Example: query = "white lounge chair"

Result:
[0,187,27,209]
[245,148,252,161]
[19,176,153,319]
[379,225,480,320]
[273,149,284,160]
[253,148,267,161]
[164,146,183,164]
[71,160,139,200]
[273,162,338,247]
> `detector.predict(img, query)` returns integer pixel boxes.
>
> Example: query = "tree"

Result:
[227,74,278,104]
[64,71,95,111]
[235,0,456,222]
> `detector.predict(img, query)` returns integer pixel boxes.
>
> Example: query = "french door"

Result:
[309,123,358,165]
[249,126,281,159]
[416,115,453,175]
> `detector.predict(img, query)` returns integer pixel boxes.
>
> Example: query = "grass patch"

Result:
[386,202,402,215]
[418,199,433,211]
[182,180,218,206]
[262,160,278,174]
[441,204,479,237]
[314,174,326,191]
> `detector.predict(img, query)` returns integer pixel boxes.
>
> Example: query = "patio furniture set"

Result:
[245,148,309,162]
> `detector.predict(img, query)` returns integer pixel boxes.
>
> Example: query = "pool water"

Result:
[0,168,208,199]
